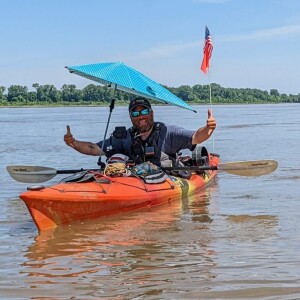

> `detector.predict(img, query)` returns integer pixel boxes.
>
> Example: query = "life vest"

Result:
[128,122,172,166]
[128,122,192,179]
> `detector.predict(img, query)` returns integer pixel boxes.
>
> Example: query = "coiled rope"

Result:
[104,163,130,177]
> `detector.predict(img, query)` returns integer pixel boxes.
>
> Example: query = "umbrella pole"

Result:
[97,93,116,168]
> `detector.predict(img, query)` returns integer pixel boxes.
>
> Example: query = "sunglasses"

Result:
[130,108,151,118]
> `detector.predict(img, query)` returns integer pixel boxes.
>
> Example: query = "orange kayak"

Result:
[20,153,219,231]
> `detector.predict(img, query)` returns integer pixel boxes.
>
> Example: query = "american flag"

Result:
[201,26,213,74]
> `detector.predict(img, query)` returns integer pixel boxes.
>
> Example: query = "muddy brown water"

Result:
[1,104,299,299]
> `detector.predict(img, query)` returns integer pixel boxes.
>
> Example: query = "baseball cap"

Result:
[128,97,151,111]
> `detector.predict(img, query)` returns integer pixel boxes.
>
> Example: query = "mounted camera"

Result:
[101,126,127,162]
[113,126,127,139]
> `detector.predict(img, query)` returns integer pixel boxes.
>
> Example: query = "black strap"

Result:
[129,122,165,164]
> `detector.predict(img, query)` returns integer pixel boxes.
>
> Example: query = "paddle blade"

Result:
[219,160,278,176]
[7,165,57,183]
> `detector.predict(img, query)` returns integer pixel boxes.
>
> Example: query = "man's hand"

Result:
[192,109,217,145]
[64,125,75,148]
[207,109,216,136]
[63,125,101,156]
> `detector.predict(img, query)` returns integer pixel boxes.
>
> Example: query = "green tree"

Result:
[270,89,279,97]
[82,84,104,102]
[35,84,60,102]
[7,85,28,103]
[61,84,82,102]
[176,85,191,102]
[0,86,6,100]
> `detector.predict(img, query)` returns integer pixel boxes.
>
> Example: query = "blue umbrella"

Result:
[66,62,195,112]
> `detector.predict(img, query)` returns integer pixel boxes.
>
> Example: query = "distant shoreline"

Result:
[0,102,288,109]
[2,83,298,106]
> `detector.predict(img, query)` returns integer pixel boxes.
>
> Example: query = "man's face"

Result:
[130,105,154,133]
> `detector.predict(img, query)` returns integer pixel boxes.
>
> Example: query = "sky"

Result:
[1,0,300,95]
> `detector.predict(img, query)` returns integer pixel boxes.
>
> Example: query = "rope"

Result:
[104,163,130,177]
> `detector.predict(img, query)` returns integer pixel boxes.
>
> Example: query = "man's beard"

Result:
[133,116,154,133]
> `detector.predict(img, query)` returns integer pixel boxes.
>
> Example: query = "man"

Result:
[64,97,216,167]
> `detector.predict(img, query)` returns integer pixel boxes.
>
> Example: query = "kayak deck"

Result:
[20,154,219,230]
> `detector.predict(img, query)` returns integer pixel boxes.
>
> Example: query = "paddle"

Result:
[6,166,99,184]
[7,159,277,184]
[162,159,278,177]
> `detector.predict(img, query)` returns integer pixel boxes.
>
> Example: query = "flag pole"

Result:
[200,26,215,151]
[208,69,213,112]
[207,69,215,151]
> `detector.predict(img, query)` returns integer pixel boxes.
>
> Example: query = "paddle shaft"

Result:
[56,168,94,174]
[7,159,278,183]
[162,166,218,171]
[28,168,100,175]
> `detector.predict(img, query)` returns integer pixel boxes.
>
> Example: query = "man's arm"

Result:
[192,109,216,145]
[64,125,103,156]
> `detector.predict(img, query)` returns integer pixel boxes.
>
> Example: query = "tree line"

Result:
[0,83,299,106]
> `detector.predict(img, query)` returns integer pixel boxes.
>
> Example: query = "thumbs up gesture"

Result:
[207,109,216,136]
[64,125,75,148]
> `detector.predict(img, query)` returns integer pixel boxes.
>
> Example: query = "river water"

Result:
[1,104,300,299]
